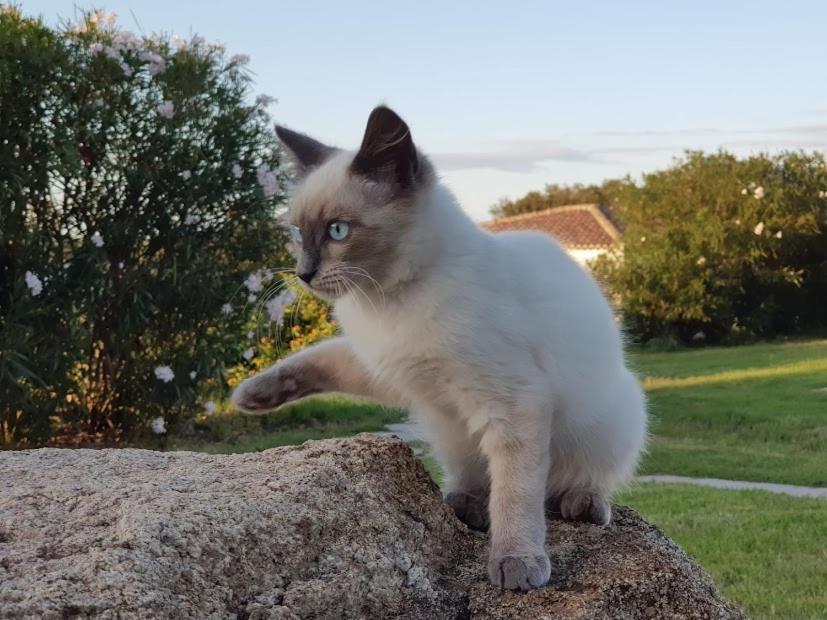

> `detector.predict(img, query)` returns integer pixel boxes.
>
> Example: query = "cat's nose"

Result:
[298,269,317,283]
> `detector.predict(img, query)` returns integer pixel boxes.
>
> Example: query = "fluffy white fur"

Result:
[233,108,647,591]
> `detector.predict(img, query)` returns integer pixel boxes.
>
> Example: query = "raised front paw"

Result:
[488,551,551,591]
[230,365,300,414]
[445,490,490,531]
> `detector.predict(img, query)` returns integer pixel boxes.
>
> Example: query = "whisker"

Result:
[337,266,386,308]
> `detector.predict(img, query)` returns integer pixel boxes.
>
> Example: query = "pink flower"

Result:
[157,100,175,119]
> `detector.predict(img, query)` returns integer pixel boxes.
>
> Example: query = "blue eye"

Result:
[289,225,302,244]
[328,221,350,241]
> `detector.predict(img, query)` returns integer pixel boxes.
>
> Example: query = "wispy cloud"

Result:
[594,124,827,139]
[430,126,827,173]
[432,140,599,173]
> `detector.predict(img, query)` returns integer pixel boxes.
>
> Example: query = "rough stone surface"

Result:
[0,435,745,619]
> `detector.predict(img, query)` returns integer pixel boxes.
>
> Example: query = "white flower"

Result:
[255,94,275,107]
[118,261,125,269]
[266,289,297,323]
[150,417,167,434]
[247,293,257,303]
[221,303,233,315]
[242,347,254,361]
[639,236,647,243]
[181,170,192,180]
[154,365,175,382]
[204,401,217,416]
[230,53,250,65]
[696,256,706,266]
[740,188,748,195]
[231,163,243,179]
[753,222,765,236]
[184,214,201,225]
[244,271,264,292]
[92,98,105,108]
[189,371,197,380]
[247,331,255,340]
[24,271,43,296]
[256,164,278,198]
[692,331,706,342]
[753,186,765,199]
[157,100,175,119]
[91,231,104,247]
[775,230,783,239]
[819,190,827,199]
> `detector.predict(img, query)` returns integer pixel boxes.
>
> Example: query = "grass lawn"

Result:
[629,339,827,486]
[617,483,827,620]
[164,339,827,619]
[175,339,827,486]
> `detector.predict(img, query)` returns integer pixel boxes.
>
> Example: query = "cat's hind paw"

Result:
[445,490,490,532]
[549,489,611,526]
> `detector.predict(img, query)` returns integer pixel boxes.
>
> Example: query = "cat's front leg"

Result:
[480,413,551,591]
[231,337,392,413]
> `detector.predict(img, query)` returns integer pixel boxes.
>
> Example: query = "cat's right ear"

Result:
[275,126,336,175]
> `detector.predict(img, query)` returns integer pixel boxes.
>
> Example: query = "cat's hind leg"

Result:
[546,370,647,526]
[418,406,491,531]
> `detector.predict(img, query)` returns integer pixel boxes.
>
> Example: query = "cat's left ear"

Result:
[275,125,336,175]
[351,106,419,189]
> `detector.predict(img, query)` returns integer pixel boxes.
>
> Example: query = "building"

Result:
[481,204,621,267]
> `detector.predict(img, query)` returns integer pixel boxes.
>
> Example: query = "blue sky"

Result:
[21,1,827,220]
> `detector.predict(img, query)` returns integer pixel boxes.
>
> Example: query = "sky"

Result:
[20,1,827,220]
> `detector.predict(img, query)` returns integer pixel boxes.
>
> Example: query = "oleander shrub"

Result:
[0,8,295,444]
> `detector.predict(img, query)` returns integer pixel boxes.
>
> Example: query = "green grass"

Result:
[160,341,827,618]
[168,339,827,485]
[629,339,827,486]
[164,396,405,454]
[617,483,827,620]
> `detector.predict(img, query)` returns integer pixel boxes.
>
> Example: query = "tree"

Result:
[593,151,827,344]
[490,179,626,219]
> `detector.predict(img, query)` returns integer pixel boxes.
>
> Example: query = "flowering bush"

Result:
[593,151,827,344]
[0,8,291,444]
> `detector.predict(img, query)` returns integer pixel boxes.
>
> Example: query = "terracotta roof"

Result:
[482,204,620,249]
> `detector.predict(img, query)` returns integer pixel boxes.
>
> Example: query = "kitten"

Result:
[232,106,647,591]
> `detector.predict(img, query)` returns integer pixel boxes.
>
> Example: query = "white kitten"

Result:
[232,106,647,591]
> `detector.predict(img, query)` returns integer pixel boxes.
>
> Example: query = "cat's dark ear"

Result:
[275,125,335,175]
[351,106,419,188]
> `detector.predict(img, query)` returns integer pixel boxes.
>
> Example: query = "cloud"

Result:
[432,140,599,173]
[594,124,827,139]
[429,126,826,174]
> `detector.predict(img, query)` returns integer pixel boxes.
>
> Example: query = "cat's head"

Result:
[276,106,434,301]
